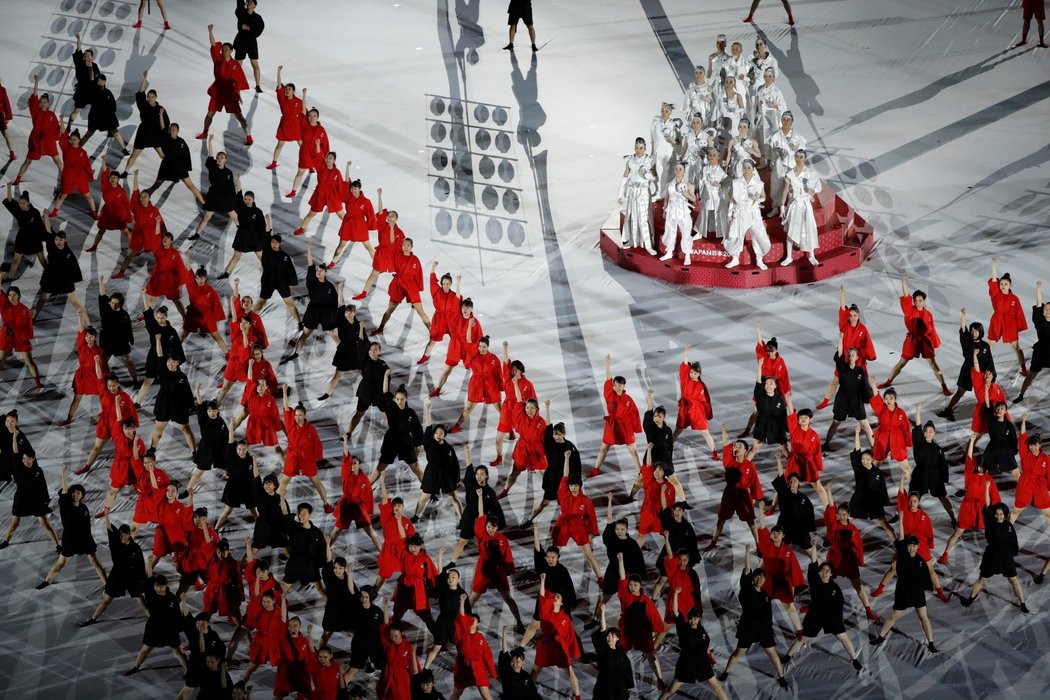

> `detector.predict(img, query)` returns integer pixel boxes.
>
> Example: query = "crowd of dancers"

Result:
[0,4,1049,700]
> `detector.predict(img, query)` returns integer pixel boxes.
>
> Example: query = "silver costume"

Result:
[694,162,728,239]
[650,116,680,197]
[683,80,715,124]
[754,83,787,163]
[661,178,695,263]
[726,173,770,266]
[768,128,807,210]
[618,153,657,252]
[783,166,822,254]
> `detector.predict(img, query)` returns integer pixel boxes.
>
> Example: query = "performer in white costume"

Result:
[683,66,715,125]
[651,103,680,198]
[715,76,746,135]
[749,38,779,95]
[683,114,711,186]
[725,41,751,112]
[726,160,771,269]
[694,148,728,240]
[659,162,697,265]
[767,111,806,216]
[708,34,731,97]
[754,68,787,167]
[779,149,822,266]
[727,118,762,178]
[618,137,658,253]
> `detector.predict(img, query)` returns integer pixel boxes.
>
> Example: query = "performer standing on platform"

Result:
[618,138,657,253]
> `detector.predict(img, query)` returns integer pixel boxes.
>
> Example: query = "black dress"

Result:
[58,490,96,556]
[221,446,256,509]
[752,382,789,445]
[103,524,147,598]
[541,426,582,501]
[154,364,194,424]
[321,562,357,632]
[40,237,83,294]
[533,546,576,610]
[848,450,890,520]
[202,157,237,213]
[233,1,265,60]
[251,478,288,548]
[956,328,994,391]
[302,264,339,330]
[232,193,266,252]
[801,562,846,637]
[736,569,776,649]
[12,463,51,517]
[157,132,193,182]
[1031,305,1050,373]
[600,523,644,596]
[420,426,460,495]
[910,426,949,498]
[591,629,634,699]
[643,409,675,474]
[87,86,119,132]
[193,403,230,471]
[773,475,815,550]
[833,352,869,422]
[674,614,715,682]
[71,50,100,108]
[259,242,298,299]
[98,294,135,356]
[283,518,326,584]
[331,312,363,372]
[979,506,1019,579]
[497,650,540,700]
[982,417,1018,474]
[378,392,424,466]
[0,424,31,482]
[132,91,169,150]
[142,586,182,648]
[892,540,932,611]
[4,198,47,255]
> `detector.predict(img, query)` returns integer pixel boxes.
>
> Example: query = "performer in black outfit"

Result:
[124,574,189,676]
[423,553,471,668]
[450,446,504,563]
[872,530,938,653]
[345,340,387,431]
[254,233,302,326]
[135,301,185,405]
[910,404,955,525]
[751,359,789,460]
[823,335,874,451]
[848,425,894,540]
[283,503,328,594]
[176,608,226,699]
[150,355,197,454]
[34,226,84,320]
[248,463,288,557]
[215,438,257,530]
[145,123,204,204]
[80,510,148,625]
[0,449,59,550]
[938,310,994,420]
[96,276,138,384]
[771,456,816,557]
[982,402,1018,474]
[593,602,634,700]
[82,74,128,153]
[36,465,107,588]
[597,495,644,609]
[718,543,788,688]
[186,386,230,494]
[1017,282,1049,401]
[319,555,357,647]
[960,502,1029,613]
[67,34,101,131]
[123,70,170,175]
[344,585,386,681]
[643,392,676,473]
[0,410,32,483]
[531,521,577,610]
[191,136,239,239]
[657,501,700,576]
[221,190,269,278]
[525,405,582,524]
[497,625,540,700]
[780,557,863,672]
[318,304,364,401]
[371,380,424,483]
[290,242,340,360]
[233,0,265,92]
[2,186,50,283]
[657,589,726,700]
[415,402,462,519]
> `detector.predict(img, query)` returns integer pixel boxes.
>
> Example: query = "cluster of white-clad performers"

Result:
[619,34,821,270]
[1,4,1050,700]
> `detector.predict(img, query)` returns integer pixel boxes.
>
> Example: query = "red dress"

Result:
[153,497,192,557]
[838,308,877,366]
[97,387,138,441]
[338,191,376,242]
[616,580,663,653]
[335,457,374,529]
[552,478,597,547]
[26,95,60,160]
[132,464,169,524]
[129,191,164,253]
[275,89,303,142]
[377,625,417,700]
[0,295,33,353]
[388,252,424,304]
[662,555,702,621]
[308,164,345,213]
[184,280,225,334]
[297,120,329,171]
[498,364,536,432]
[453,614,497,689]
[957,455,1001,530]
[145,246,188,300]
[467,351,503,404]
[675,362,713,431]
[721,446,763,501]
[58,133,93,195]
[206,43,249,114]
[377,501,415,578]
[987,279,1028,344]
[639,465,676,534]
[869,395,912,462]
[244,391,281,446]
[757,528,805,604]
[97,168,133,232]
[110,434,145,489]
[823,506,864,579]
[72,330,104,395]
[445,313,482,367]
[274,632,314,697]
[1015,432,1050,509]
[372,210,406,273]
[602,379,642,445]
[472,516,515,593]
[756,341,791,393]
[202,556,244,621]
[0,85,11,130]
[248,605,285,666]
[900,296,941,359]
[511,411,547,471]
[283,410,322,478]
[535,590,582,667]
[969,366,1007,434]
[786,413,824,482]
[394,549,436,614]
[428,274,461,343]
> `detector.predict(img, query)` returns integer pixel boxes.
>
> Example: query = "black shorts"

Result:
[155,403,190,425]
[833,399,866,422]
[379,440,418,467]
[736,629,775,650]
[105,572,146,598]
[675,657,714,684]
[284,559,321,585]
[802,612,845,637]
[349,638,385,670]
[260,280,292,300]
[508,1,533,26]
[979,554,1017,579]
[234,38,259,61]
[60,539,97,558]
[892,589,927,611]
[303,306,339,331]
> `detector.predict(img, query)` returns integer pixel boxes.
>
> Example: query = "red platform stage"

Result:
[600,174,876,289]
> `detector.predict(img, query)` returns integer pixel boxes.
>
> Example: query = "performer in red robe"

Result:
[330,176,377,267]
[243,379,283,449]
[987,258,1030,373]
[816,287,877,410]
[226,553,283,662]
[615,568,664,682]
[469,515,526,629]
[273,617,315,699]
[130,454,169,532]
[50,131,96,218]
[1010,418,1050,523]
[197,26,251,143]
[492,344,535,463]
[113,175,164,280]
[58,324,105,426]
[634,453,676,539]
[673,347,716,457]
[202,540,243,623]
[376,482,416,589]
[373,238,430,337]
[447,336,501,434]
[231,283,269,348]
[98,420,145,516]
[756,523,806,635]
[550,472,602,579]
[285,107,329,196]
[144,233,188,312]
[87,167,133,253]
[148,483,193,573]
[429,298,482,397]
[707,427,762,550]
[10,77,62,185]
[868,379,913,471]
[328,437,381,550]
[0,286,41,387]
[879,275,950,394]
[590,354,643,476]
[418,265,462,365]
[392,535,437,624]
[267,67,304,169]
[497,397,547,499]
[81,376,140,475]
[969,358,1007,435]
[294,153,345,235]
[279,388,332,511]
[377,621,418,700]
[181,267,227,354]
[352,192,405,299]
[242,593,286,683]
[784,395,828,505]
[453,608,498,694]
[176,507,219,597]
[522,580,583,700]
[823,484,881,622]
[0,78,14,161]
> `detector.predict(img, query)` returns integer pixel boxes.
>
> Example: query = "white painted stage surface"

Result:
[1,0,1049,698]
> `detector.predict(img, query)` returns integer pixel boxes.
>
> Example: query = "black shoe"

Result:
[178,489,189,499]
[934,408,954,421]
[852,658,862,670]
[123,667,140,677]
[1020,603,1031,614]
[927,641,938,653]
[960,596,974,607]
[716,671,729,682]
[35,580,51,590]
[255,86,263,94]
[217,271,230,280]
[871,635,885,646]
[78,618,98,628]
[502,43,513,50]
[779,653,791,666]
[1035,574,1045,584]
[121,149,130,156]
[187,233,201,241]
[0,540,9,550]
[531,44,538,52]
[777,676,788,689]
[318,393,330,401]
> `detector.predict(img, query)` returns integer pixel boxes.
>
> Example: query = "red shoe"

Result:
[369,329,381,336]
[293,227,305,236]
[57,417,73,427]
[326,261,336,270]
[195,131,208,140]
[877,380,893,390]
[1021,368,1030,378]
[936,587,950,604]
[799,606,809,615]
[49,209,59,218]
[871,584,885,598]
[74,464,91,476]
[588,467,601,478]
[816,397,830,410]
[448,424,462,434]
[163,21,172,30]
[711,451,719,461]
[743,15,754,22]
[937,551,949,565]
[265,161,278,170]
[490,456,503,467]
[7,151,15,162]
[10,177,22,186]
[132,20,142,28]
[428,387,442,398]
[85,245,97,253]
[245,135,254,146]
[788,15,795,25]
[89,209,98,220]
[707,651,716,666]
[323,503,335,515]
[597,576,605,589]
[496,489,508,500]
[34,376,42,389]
[111,270,125,279]
[764,503,777,517]
[865,606,881,623]
[285,189,297,198]
[794,629,803,640]
[94,507,109,519]
[351,291,367,300]
[416,354,430,365]
[941,385,952,396]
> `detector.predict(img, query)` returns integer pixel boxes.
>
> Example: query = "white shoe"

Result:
[659,251,674,261]
[683,256,691,266]
[755,258,768,270]
[780,256,793,267]
[725,258,740,269]
[645,247,657,256]
[621,237,630,247]
[808,255,819,265]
